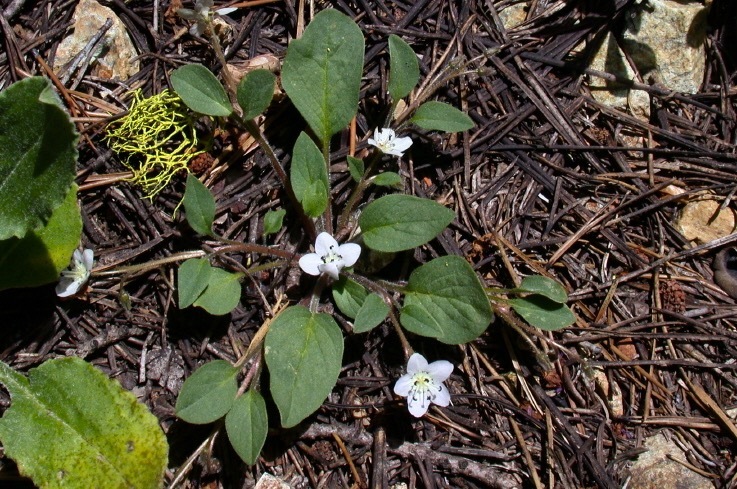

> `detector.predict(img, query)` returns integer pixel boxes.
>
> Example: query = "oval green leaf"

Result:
[516,275,568,304]
[263,209,286,236]
[177,258,212,309]
[0,184,82,291]
[332,276,368,319]
[237,69,276,120]
[291,132,329,218]
[388,35,419,101]
[0,357,167,489]
[183,173,216,236]
[0,77,78,240]
[400,256,493,344]
[282,9,364,145]
[225,389,268,465]
[347,155,364,182]
[175,360,239,424]
[371,171,402,188]
[510,297,576,331]
[193,267,242,315]
[359,194,455,252]
[171,64,233,117]
[410,101,474,133]
[264,306,343,428]
[353,293,389,333]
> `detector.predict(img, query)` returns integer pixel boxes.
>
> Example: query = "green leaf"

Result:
[410,101,474,132]
[371,172,402,188]
[388,35,420,101]
[193,267,242,315]
[516,275,568,304]
[264,306,343,428]
[359,194,455,252]
[263,209,286,236]
[0,184,82,291]
[282,9,364,145]
[0,77,78,240]
[177,258,212,309]
[332,277,368,319]
[183,173,216,236]
[225,389,268,465]
[171,64,233,117]
[175,360,239,424]
[237,69,276,120]
[291,132,329,218]
[510,297,575,331]
[401,256,493,344]
[347,155,364,182]
[353,293,389,333]
[0,357,167,489]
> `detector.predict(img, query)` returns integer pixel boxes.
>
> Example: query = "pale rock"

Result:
[627,432,712,489]
[675,198,736,244]
[54,0,139,81]
[499,1,528,30]
[586,0,709,119]
[254,473,291,489]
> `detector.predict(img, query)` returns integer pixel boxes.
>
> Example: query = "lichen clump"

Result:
[105,89,204,199]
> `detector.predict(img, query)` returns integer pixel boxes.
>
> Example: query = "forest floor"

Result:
[1,0,737,488]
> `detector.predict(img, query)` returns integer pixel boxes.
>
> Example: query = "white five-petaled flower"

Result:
[299,232,361,280]
[178,0,237,36]
[394,353,453,417]
[56,248,94,298]
[368,127,413,157]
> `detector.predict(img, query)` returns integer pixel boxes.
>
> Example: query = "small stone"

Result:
[675,199,736,244]
[255,473,291,489]
[54,0,139,81]
[627,433,712,489]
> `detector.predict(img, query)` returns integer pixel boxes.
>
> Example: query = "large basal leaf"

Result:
[400,256,493,344]
[410,101,474,133]
[183,173,216,236]
[171,64,233,117]
[0,184,82,291]
[175,360,239,424]
[510,297,575,331]
[388,35,419,101]
[225,389,268,465]
[264,306,343,428]
[0,358,167,489]
[359,194,455,252]
[0,77,78,240]
[282,9,364,145]
[291,132,329,218]
[237,69,276,120]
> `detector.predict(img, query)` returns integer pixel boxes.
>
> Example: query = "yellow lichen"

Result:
[105,89,204,199]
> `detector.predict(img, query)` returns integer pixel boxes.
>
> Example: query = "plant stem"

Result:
[92,250,206,276]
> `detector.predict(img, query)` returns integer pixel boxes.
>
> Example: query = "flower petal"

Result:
[314,232,338,256]
[81,249,94,270]
[215,7,237,15]
[433,383,451,407]
[393,374,413,396]
[56,277,83,298]
[407,388,431,417]
[318,262,341,280]
[299,253,323,276]
[427,360,453,383]
[406,353,428,374]
[338,243,361,267]
[392,136,413,153]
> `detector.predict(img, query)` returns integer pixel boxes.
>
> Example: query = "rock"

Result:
[54,0,139,81]
[499,1,528,30]
[674,198,736,244]
[626,433,712,489]
[254,473,291,489]
[586,0,709,119]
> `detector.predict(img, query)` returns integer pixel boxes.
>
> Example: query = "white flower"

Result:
[56,248,94,298]
[368,127,413,157]
[299,232,361,280]
[394,353,453,417]
[178,0,237,36]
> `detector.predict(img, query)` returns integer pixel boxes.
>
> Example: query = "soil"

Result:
[1,0,737,488]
